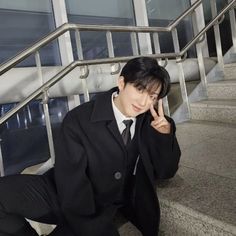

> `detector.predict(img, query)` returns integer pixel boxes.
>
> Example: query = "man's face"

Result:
[115,77,162,117]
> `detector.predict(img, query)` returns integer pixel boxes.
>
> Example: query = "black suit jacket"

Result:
[54,87,181,235]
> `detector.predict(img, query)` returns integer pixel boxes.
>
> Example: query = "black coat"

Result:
[54,87,181,235]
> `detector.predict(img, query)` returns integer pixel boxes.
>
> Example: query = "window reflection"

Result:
[0,0,60,66]
[65,0,135,59]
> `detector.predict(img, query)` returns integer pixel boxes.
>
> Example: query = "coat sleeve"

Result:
[143,115,181,179]
[54,111,96,233]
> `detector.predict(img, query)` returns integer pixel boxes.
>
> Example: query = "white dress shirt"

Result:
[111,92,136,139]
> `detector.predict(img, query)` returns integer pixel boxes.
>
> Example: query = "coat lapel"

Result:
[90,88,125,149]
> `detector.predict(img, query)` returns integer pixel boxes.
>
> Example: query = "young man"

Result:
[0,57,181,236]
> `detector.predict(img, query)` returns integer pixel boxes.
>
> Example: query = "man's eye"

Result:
[150,95,158,101]
[137,87,144,93]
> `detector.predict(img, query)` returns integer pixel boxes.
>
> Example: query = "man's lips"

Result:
[132,104,142,112]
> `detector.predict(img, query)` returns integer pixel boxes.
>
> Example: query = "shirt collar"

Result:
[111,92,136,124]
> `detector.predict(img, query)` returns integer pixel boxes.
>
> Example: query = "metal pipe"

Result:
[181,0,236,55]
[42,92,56,164]
[0,61,77,125]
[192,10,208,96]
[0,54,177,125]
[168,0,202,30]
[228,0,236,48]
[131,32,139,56]
[0,0,235,125]
[0,1,203,76]
[0,23,70,75]
[210,0,224,73]
[35,51,56,165]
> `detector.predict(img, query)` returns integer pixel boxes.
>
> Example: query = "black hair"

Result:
[120,57,170,98]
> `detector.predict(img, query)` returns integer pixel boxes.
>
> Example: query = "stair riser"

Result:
[190,106,236,124]
[224,68,236,80]
[207,86,236,99]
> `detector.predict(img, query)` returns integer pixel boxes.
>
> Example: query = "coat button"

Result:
[114,172,122,180]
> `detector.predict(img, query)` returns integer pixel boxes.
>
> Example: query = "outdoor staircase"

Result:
[156,62,236,235]
[190,63,236,124]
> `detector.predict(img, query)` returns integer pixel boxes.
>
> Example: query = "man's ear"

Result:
[117,76,125,91]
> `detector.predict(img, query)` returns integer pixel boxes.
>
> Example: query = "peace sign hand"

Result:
[150,99,171,134]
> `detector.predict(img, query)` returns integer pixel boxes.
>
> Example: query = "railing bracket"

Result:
[110,63,121,75]
[80,65,89,79]
[214,14,225,25]
[197,34,206,44]
[42,89,49,104]
[176,53,187,63]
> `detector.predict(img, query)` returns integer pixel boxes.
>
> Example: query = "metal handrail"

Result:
[167,0,202,29]
[0,0,202,76]
[0,55,176,125]
[0,0,235,125]
[181,0,236,55]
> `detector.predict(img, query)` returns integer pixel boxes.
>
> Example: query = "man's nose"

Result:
[138,94,149,106]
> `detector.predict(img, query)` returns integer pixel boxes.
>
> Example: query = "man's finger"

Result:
[158,99,164,117]
[150,104,159,119]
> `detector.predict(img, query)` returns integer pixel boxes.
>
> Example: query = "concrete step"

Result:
[158,121,236,236]
[158,167,236,236]
[224,63,236,80]
[207,79,236,100]
[190,99,236,124]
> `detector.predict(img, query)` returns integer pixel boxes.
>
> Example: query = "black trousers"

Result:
[0,173,127,236]
[0,172,75,236]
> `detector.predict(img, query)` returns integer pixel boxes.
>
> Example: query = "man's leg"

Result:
[0,174,60,236]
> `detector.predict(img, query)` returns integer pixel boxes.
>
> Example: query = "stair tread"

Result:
[208,79,236,85]
[158,166,236,233]
[224,62,236,68]
[191,99,236,107]
[158,121,236,233]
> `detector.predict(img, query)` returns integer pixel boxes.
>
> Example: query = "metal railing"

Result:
[1,0,235,124]
[0,0,202,76]
[0,0,235,176]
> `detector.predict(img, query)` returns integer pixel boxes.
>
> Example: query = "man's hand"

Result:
[150,99,171,134]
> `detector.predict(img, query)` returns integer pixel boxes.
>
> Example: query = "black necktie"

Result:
[121,120,133,145]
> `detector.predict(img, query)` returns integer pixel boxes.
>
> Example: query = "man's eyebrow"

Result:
[150,91,159,95]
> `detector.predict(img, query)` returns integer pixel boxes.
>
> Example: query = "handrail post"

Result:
[192,8,208,97]
[35,51,55,165]
[75,29,90,102]
[106,31,121,75]
[130,32,139,56]
[153,32,170,116]
[42,90,56,165]
[171,28,181,53]
[210,0,224,74]
[228,0,236,49]
[176,57,191,120]
[172,28,191,119]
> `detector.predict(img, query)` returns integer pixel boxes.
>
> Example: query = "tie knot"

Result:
[123,119,133,128]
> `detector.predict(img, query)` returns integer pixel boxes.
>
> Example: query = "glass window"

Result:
[65,0,136,59]
[0,97,69,175]
[0,0,61,66]
[202,0,232,56]
[146,0,196,58]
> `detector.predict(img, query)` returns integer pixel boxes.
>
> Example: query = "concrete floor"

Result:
[176,120,236,180]
[157,120,236,235]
